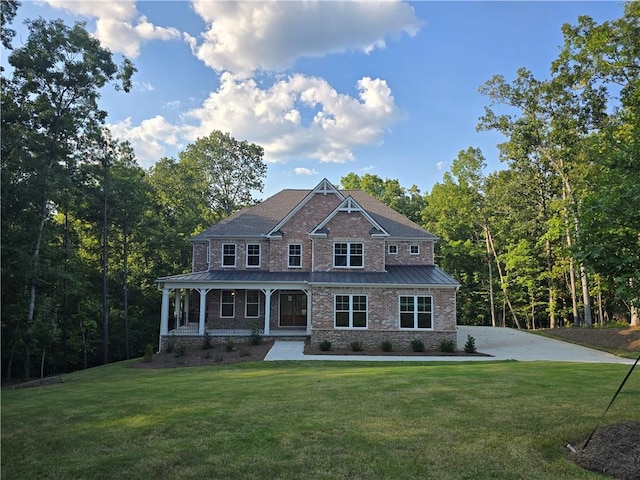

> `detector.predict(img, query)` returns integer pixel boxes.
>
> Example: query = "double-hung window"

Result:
[334,242,364,268]
[335,295,367,328]
[245,290,260,317]
[246,244,261,268]
[222,244,236,267]
[288,244,302,268]
[399,295,432,329]
[221,290,235,317]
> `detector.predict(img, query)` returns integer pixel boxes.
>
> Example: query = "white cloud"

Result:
[44,0,180,57]
[182,73,399,163]
[437,161,447,170]
[108,116,183,168]
[189,0,422,74]
[294,167,318,176]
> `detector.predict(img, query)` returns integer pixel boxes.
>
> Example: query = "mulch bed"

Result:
[303,344,491,357]
[569,421,640,480]
[130,340,274,369]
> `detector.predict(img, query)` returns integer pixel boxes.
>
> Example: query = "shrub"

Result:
[411,338,425,352]
[225,337,235,352]
[142,344,154,362]
[239,349,250,357]
[440,338,456,353]
[319,340,332,351]
[175,344,187,358]
[464,335,477,353]
[202,331,213,350]
[350,341,364,352]
[380,340,393,352]
[249,323,263,345]
[165,336,175,354]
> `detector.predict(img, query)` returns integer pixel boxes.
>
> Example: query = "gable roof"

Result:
[192,179,436,240]
[310,196,389,237]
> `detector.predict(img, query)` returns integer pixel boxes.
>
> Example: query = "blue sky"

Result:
[7,1,625,199]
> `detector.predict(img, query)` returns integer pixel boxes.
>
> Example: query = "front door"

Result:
[279,292,307,327]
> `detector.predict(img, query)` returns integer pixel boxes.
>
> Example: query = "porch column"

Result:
[304,289,312,334]
[262,288,274,336]
[197,288,210,335]
[160,288,170,335]
[174,289,182,327]
[184,291,191,324]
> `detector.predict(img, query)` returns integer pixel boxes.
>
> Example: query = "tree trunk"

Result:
[102,164,109,365]
[123,227,130,360]
[546,239,557,329]
[484,224,496,327]
[487,228,522,329]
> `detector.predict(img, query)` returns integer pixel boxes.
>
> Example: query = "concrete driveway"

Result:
[457,326,634,364]
[265,326,634,364]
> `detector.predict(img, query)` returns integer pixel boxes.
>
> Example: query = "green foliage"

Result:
[318,340,332,352]
[249,323,262,346]
[350,341,364,352]
[225,337,235,352]
[439,338,456,353]
[174,344,187,358]
[411,338,425,352]
[380,340,393,352]
[239,349,250,358]
[142,344,154,362]
[464,335,477,354]
[201,331,213,350]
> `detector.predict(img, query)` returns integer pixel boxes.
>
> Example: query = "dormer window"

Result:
[334,242,363,268]
[222,244,236,267]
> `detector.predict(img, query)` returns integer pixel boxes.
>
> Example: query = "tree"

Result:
[3,18,134,378]
[178,131,266,217]
[0,0,19,50]
[555,2,640,319]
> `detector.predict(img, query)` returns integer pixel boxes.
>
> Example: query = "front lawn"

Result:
[2,360,638,479]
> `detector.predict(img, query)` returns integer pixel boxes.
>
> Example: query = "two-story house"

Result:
[156,178,459,350]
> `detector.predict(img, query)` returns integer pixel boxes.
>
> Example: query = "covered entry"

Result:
[279,291,308,327]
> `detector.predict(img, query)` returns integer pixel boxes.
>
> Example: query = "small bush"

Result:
[214,355,224,362]
[239,349,250,357]
[142,344,154,362]
[350,341,364,352]
[165,336,175,354]
[225,337,235,352]
[174,344,187,358]
[380,340,393,352]
[440,338,456,353]
[249,323,263,345]
[202,331,213,350]
[464,335,477,353]
[319,340,332,351]
[411,338,425,352]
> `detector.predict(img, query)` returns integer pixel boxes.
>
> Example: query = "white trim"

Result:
[220,290,235,317]
[245,289,260,318]
[388,244,398,255]
[222,243,237,268]
[410,244,420,255]
[310,195,389,237]
[246,243,261,268]
[288,243,303,268]
[398,294,433,330]
[334,293,368,329]
[333,241,364,269]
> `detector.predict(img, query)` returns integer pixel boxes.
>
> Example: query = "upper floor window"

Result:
[388,244,398,255]
[288,244,302,268]
[334,242,363,268]
[399,295,432,329]
[335,294,367,328]
[246,244,261,268]
[222,244,236,267]
[410,244,420,255]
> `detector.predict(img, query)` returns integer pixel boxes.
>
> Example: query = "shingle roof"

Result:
[191,180,436,240]
[158,265,459,287]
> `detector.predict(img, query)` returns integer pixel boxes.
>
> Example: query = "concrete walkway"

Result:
[264,326,635,364]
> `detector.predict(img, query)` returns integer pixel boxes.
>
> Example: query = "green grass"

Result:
[2,360,639,479]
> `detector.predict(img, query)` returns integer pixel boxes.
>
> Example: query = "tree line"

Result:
[2,3,638,380]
